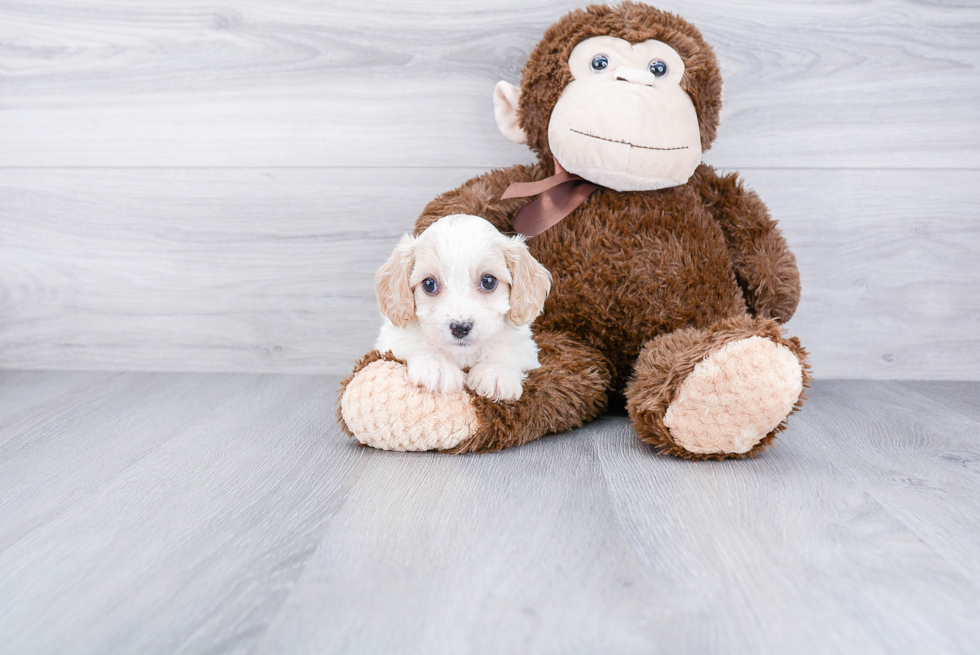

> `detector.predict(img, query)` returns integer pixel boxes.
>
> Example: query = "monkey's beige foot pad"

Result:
[340,360,480,451]
[664,336,804,455]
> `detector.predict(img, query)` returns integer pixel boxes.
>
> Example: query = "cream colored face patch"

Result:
[547,36,702,192]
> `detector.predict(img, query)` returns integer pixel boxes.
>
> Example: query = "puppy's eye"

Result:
[648,59,668,77]
[480,274,497,291]
[421,277,438,294]
[591,54,609,72]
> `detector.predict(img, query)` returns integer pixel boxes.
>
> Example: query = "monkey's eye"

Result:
[590,54,609,72]
[480,274,498,291]
[421,277,438,294]
[649,59,668,77]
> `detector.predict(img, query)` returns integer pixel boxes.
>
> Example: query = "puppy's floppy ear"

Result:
[375,234,416,328]
[504,235,552,325]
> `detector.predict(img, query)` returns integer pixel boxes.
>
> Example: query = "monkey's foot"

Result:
[663,336,804,455]
[339,353,479,452]
[627,316,810,459]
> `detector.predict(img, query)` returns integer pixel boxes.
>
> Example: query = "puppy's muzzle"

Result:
[450,321,473,340]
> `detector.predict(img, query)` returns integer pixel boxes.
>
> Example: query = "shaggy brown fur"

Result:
[416,162,800,394]
[341,3,808,459]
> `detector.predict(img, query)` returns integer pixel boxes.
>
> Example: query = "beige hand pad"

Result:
[340,360,480,452]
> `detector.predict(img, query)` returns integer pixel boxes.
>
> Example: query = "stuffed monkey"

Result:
[339,2,809,459]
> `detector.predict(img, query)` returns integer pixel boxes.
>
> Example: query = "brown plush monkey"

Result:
[339,2,809,459]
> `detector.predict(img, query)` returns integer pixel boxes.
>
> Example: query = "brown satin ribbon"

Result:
[501,159,600,238]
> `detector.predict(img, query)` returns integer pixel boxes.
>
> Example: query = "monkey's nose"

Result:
[614,66,656,86]
[450,321,473,339]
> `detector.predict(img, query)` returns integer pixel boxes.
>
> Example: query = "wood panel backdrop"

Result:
[0,0,977,379]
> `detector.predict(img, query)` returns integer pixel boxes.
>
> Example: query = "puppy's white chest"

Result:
[445,345,485,370]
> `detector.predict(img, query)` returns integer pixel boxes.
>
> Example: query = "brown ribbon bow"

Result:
[501,159,600,238]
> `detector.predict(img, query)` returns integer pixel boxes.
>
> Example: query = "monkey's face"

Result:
[548,36,702,191]
[494,33,706,193]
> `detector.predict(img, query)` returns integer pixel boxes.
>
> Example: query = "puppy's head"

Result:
[375,214,552,349]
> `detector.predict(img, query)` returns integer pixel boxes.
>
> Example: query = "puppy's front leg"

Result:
[407,353,466,395]
[467,327,540,401]
[467,356,526,402]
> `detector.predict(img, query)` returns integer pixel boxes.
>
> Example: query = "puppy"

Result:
[374,214,552,401]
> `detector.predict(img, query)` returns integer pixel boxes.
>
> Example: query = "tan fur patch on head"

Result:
[375,235,416,328]
[663,336,803,454]
[505,236,552,325]
[340,359,479,451]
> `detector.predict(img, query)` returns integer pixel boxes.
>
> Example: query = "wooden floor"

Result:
[1,372,978,654]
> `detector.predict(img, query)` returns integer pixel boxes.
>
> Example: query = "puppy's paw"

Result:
[407,355,465,394]
[467,363,525,401]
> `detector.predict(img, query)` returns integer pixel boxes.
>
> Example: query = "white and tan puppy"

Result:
[374,214,552,401]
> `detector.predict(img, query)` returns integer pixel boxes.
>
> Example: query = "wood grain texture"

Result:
[1,167,977,378]
[0,0,977,168]
[257,423,661,654]
[897,380,980,423]
[0,370,364,655]
[1,374,979,654]
[810,381,980,592]
[588,385,980,654]
[0,1,976,376]
[254,380,980,654]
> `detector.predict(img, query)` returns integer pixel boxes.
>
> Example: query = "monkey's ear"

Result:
[493,81,527,145]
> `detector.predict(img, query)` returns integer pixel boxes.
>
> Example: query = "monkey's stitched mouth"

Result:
[570,128,689,152]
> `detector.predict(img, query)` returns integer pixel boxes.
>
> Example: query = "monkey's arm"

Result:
[693,165,801,324]
[415,163,545,235]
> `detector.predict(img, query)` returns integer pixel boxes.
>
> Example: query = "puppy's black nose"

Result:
[450,321,473,339]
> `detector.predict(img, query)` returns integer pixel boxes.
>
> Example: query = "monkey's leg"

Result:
[338,330,612,453]
[625,315,809,460]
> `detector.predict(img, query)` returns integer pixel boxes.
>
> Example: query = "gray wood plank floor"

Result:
[1,372,978,654]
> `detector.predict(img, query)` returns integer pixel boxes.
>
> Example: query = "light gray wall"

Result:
[0,1,977,379]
